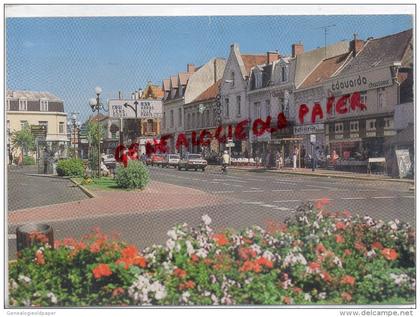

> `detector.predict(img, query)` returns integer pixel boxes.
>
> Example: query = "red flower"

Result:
[293,287,303,294]
[371,242,384,250]
[112,287,125,297]
[341,275,356,286]
[308,262,321,272]
[315,243,326,255]
[335,235,345,244]
[335,222,346,230]
[342,210,352,218]
[239,260,261,273]
[90,241,102,253]
[283,296,292,305]
[179,280,196,290]
[341,292,352,302]
[35,250,45,265]
[381,248,398,261]
[132,256,147,268]
[212,233,229,247]
[320,271,332,283]
[92,264,112,279]
[238,247,257,260]
[343,249,352,256]
[256,257,273,269]
[174,268,187,279]
[191,254,199,262]
[121,245,138,258]
[354,241,366,252]
[315,197,330,209]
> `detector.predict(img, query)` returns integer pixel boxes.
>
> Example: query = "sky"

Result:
[6,14,413,122]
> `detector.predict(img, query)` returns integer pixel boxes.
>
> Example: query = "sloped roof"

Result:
[299,53,350,89]
[241,54,267,75]
[340,29,412,76]
[193,79,222,103]
[162,79,170,91]
[89,113,108,123]
[178,72,191,85]
[170,76,178,88]
[6,90,62,101]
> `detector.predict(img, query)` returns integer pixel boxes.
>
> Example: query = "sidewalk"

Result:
[231,166,415,184]
[8,180,226,225]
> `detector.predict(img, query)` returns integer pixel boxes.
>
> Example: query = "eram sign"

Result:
[115,112,288,159]
[298,91,367,124]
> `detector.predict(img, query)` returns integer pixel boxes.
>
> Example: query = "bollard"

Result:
[16,223,54,254]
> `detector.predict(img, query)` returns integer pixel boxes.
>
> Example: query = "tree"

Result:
[11,124,35,156]
[87,121,105,176]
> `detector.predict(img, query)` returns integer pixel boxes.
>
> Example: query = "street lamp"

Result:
[124,99,139,141]
[88,86,108,178]
[68,113,81,158]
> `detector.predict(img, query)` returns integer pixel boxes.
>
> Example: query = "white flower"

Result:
[166,239,175,250]
[366,250,376,259]
[318,292,327,300]
[185,240,194,256]
[47,292,58,304]
[262,250,275,262]
[388,221,398,231]
[304,293,312,301]
[202,214,212,226]
[245,229,255,239]
[175,243,182,252]
[332,256,343,268]
[9,279,18,290]
[181,291,190,303]
[18,275,31,284]
[196,248,208,258]
[250,244,262,255]
[167,230,177,240]
[211,294,219,305]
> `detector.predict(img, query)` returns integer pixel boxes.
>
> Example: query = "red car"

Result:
[146,154,165,167]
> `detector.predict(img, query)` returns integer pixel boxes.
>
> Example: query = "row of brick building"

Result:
[158,28,413,174]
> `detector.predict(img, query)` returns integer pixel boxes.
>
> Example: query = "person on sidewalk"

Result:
[275,151,281,169]
[293,146,298,170]
[222,150,230,174]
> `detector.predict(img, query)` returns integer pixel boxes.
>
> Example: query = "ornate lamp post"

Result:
[67,113,81,158]
[89,86,108,178]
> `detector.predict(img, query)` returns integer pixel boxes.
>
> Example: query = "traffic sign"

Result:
[225,142,235,147]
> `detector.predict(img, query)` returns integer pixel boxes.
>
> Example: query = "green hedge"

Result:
[22,155,35,165]
[115,160,149,189]
[56,158,84,177]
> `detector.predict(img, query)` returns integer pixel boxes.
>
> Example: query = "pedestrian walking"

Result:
[293,146,298,170]
[275,151,281,169]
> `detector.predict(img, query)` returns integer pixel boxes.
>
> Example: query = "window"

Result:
[6,98,10,111]
[20,120,28,129]
[40,99,48,111]
[59,122,65,134]
[163,112,166,129]
[192,113,196,129]
[360,91,367,106]
[236,96,241,116]
[265,100,271,117]
[170,110,174,128]
[254,102,261,118]
[335,123,343,132]
[187,113,191,129]
[39,121,48,133]
[377,88,385,110]
[231,72,235,87]
[281,66,287,82]
[206,110,210,126]
[278,97,285,113]
[147,119,153,133]
[19,99,27,111]
[366,119,376,131]
[178,108,182,126]
[225,98,230,117]
[350,121,359,132]
[384,118,394,129]
[255,71,262,89]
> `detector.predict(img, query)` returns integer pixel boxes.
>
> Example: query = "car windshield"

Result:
[188,154,201,159]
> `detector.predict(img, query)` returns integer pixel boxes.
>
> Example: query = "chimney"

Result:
[292,43,304,57]
[267,50,280,64]
[187,64,196,73]
[118,91,122,99]
[350,33,364,57]
[213,59,217,84]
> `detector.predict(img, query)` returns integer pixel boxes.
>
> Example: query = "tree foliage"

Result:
[11,124,35,155]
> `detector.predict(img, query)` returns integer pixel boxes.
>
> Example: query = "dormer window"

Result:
[255,71,262,89]
[6,98,10,111]
[231,72,235,87]
[19,98,27,111]
[281,65,288,82]
[40,99,48,111]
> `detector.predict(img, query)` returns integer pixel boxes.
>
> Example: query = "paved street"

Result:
[7,165,414,260]
[7,166,89,211]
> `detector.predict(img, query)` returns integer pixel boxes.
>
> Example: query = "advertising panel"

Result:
[108,99,163,119]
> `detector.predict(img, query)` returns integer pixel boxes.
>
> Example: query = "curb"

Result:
[25,173,71,179]
[231,168,415,184]
[69,178,96,198]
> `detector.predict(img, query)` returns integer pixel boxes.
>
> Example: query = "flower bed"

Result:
[8,200,415,306]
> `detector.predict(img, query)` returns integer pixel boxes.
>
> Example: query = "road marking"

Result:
[273,199,301,203]
[274,207,292,211]
[371,196,396,199]
[212,191,235,194]
[260,204,279,208]
[341,197,366,200]
[209,181,220,184]
[271,189,293,192]
[275,181,298,185]
[305,184,337,190]
[301,188,322,191]
[401,196,415,199]
[242,201,264,205]
[243,190,264,193]
[230,184,244,188]
[250,187,261,190]
[225,179,247,183]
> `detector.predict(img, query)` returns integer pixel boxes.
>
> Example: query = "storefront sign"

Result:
[293,123,324,135]
[108,99,163,119]
[326,67,393,95]
[395,149,412,179]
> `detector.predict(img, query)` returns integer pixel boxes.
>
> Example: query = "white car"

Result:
[162,154,181,168]
[102,154,116,166]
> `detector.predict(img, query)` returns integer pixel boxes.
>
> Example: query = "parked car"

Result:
[162,154,181,168]
[101,154,117,169]
[178,154,208,171]
[146,154,165,166]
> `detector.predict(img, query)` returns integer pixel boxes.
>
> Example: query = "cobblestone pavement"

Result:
[7,166,89,211]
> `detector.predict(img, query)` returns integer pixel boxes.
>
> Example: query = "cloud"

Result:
[22,41,35,48]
